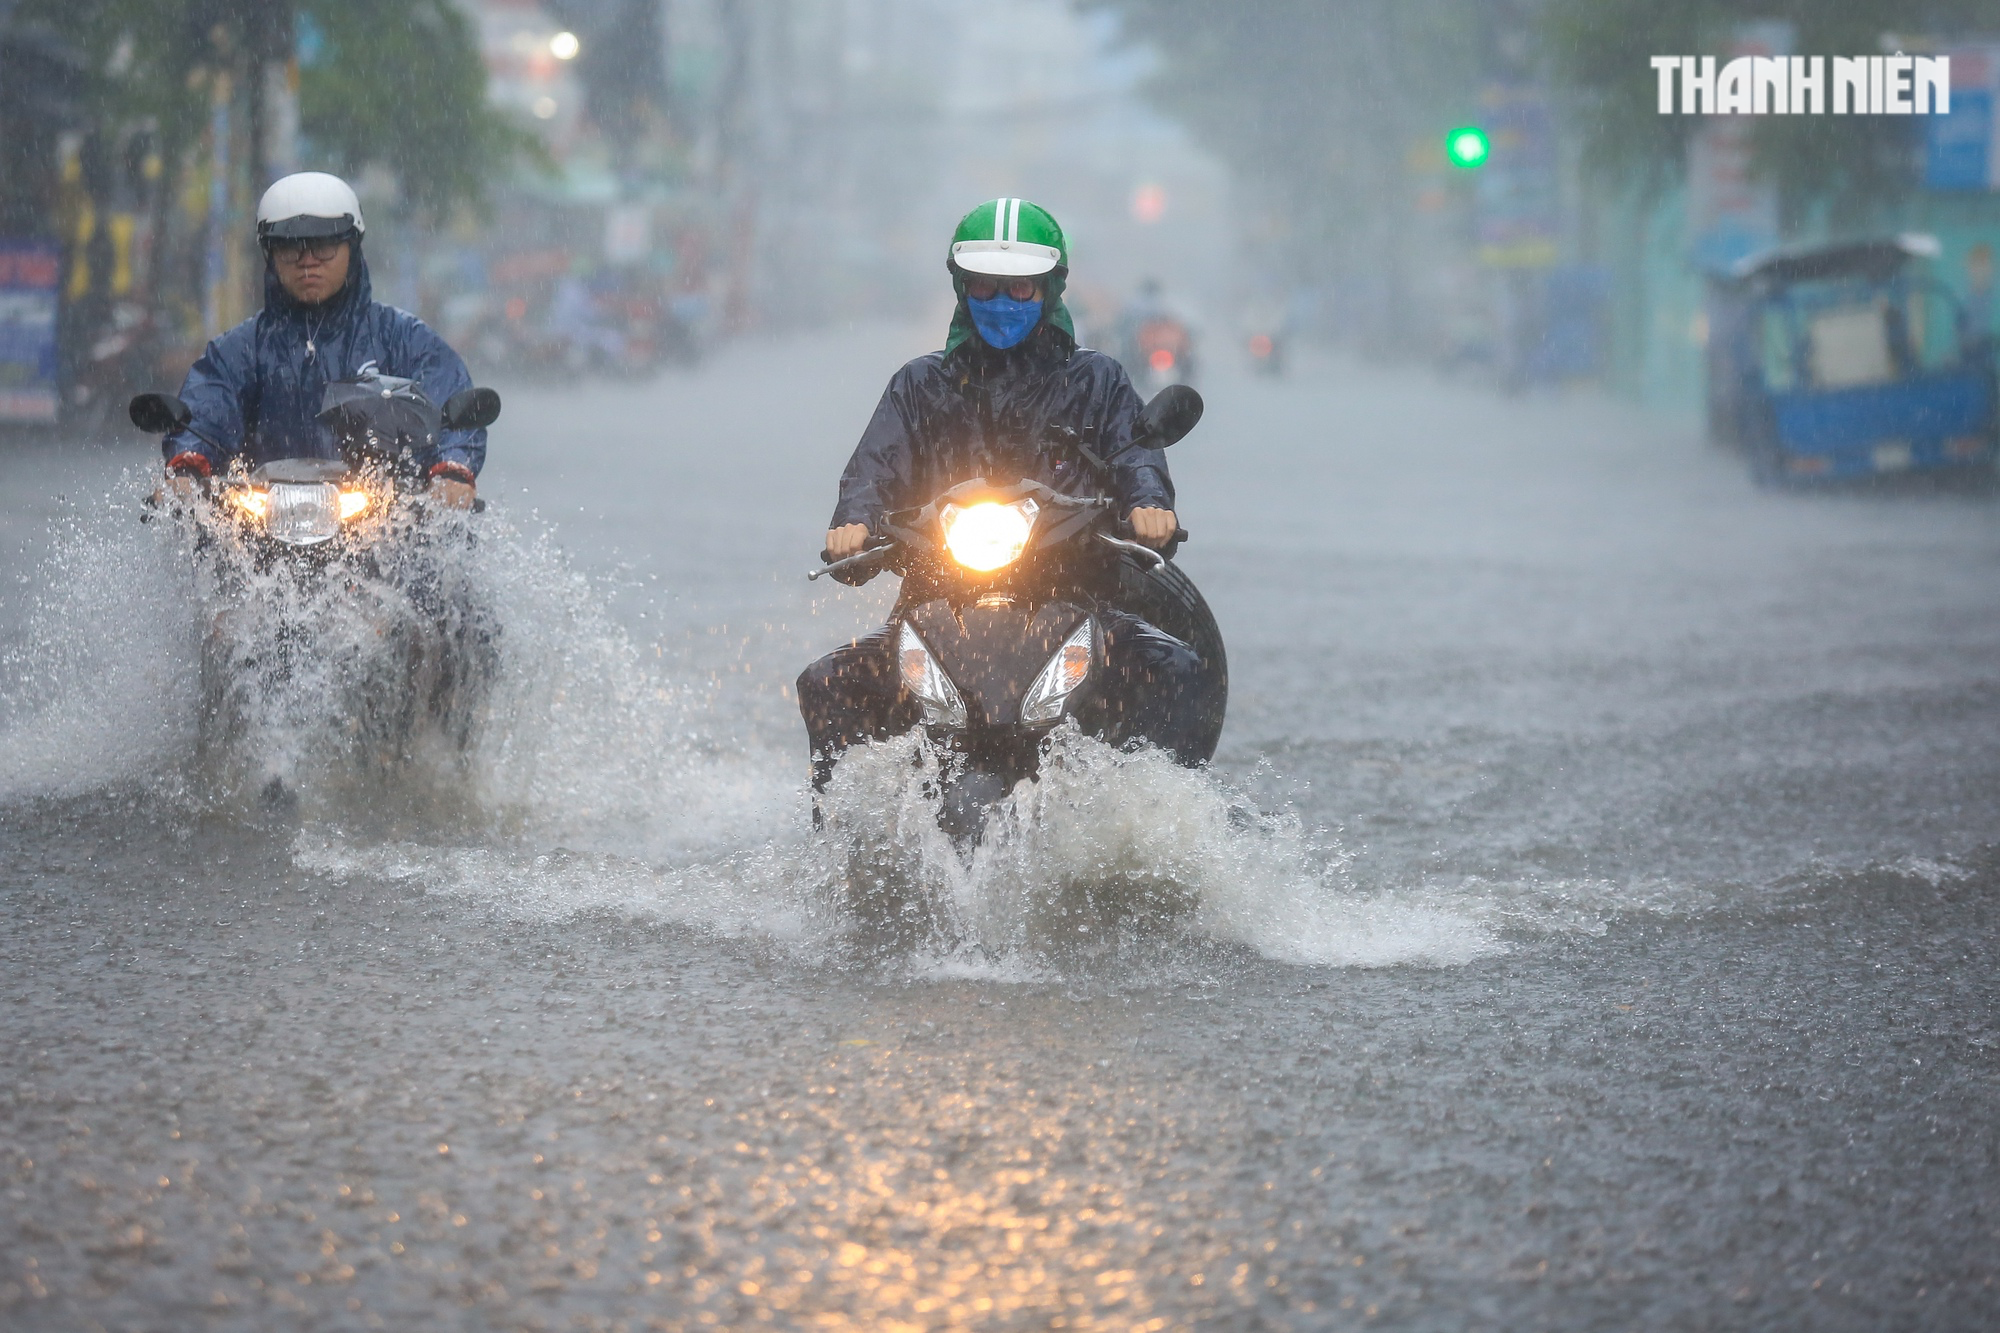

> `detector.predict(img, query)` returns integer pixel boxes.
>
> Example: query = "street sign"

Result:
[1925,45,2000,192]
[1475,88,1558,268]
[0,241,61,423]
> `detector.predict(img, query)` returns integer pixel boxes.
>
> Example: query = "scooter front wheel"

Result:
[935,763,1018,849]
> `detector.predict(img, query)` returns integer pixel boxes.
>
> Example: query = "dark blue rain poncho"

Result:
[829,319,1171,531]
[162,243,485,476]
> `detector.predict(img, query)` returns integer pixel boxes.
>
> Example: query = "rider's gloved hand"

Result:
[824,523,871,561]
[153,452,211,507]
[428,461,477,510]
[1127,506,1178,548]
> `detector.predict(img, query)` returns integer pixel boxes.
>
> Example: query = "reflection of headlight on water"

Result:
[940,499,1038,572]
[338,489,370,520]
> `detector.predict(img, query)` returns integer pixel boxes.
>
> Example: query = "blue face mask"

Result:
[967,294,1043,349]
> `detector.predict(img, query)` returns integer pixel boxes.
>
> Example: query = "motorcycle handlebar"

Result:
[808,540,898,583]
[1110,516,1190,549]
[1097,531,1168,570]
[1127,524,1189,544]
[807,516,1187,582]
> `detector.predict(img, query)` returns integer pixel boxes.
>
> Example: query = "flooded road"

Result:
[3,327,1998,1330]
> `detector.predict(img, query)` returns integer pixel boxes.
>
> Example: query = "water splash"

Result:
[0,475,794,855]
[289,834,814,942]
[0,475,1622,974]
[296,727,1505,972]
[0,480,202,801]
[815,727,1499,969]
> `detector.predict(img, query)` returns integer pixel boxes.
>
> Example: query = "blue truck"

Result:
[1706,234,1996,484]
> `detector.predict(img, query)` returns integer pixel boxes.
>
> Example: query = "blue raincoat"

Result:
[162,244,485,475]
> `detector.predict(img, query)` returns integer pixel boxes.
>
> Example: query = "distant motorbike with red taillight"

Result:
[1246,330,1285,377]
[1129,316,1198,395]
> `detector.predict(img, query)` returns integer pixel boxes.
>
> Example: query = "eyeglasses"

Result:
[963,275,1041,301]
[266,237,348,263]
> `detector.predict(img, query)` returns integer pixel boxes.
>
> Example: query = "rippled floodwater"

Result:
[3,327,1997,1330]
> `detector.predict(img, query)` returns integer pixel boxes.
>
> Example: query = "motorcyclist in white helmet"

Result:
[158,172,486,508]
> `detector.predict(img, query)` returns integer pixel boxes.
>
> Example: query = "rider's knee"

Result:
[796,656,847,725]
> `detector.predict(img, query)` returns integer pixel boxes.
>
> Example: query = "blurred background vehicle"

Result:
[1245,329,1281,375]
[1707,234,1997,485]
[1114,277,1198,392]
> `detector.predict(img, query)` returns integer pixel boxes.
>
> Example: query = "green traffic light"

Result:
[1446,126,1490,170]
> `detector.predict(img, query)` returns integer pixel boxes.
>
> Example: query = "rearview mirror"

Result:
[129,392,191,435]
[441,387,502,432]
[1137,384,1203,447]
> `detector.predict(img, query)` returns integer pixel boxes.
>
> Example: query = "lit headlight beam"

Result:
[228,488,270,520]
[264,482,342,545]
[940,499,1038,572]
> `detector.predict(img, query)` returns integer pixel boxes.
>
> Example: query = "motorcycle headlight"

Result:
[227,488,270,521]
[940,498,1038,573]
[264,482,341,546]
[1020,618,1095,724]
[898,622,967,729]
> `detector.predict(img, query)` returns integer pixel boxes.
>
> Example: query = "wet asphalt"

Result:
[3,328,1998,1330]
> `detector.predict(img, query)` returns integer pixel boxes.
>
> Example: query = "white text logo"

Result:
[1651,56,1949,114]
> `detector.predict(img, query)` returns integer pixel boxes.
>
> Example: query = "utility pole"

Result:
[715,0,757,334]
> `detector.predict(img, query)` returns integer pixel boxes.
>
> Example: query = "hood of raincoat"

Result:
[162,238,487,476]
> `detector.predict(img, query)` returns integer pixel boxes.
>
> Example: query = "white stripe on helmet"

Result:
[1008,197,1021,241]
[947,239,1060,275]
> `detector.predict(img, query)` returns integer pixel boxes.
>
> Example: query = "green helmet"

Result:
[948,198,1067,277]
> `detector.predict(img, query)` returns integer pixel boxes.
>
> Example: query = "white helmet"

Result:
[256,172,365,244]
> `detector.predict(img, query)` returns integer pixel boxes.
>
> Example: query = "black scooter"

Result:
[130,374,503,794]
[809,385,1226,843]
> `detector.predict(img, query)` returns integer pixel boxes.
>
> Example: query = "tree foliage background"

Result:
[294,0,543,219]
[1,0,535,234]
[0,0,541,363]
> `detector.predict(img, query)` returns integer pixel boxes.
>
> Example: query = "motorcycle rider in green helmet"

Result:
[798,198,1203,793]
